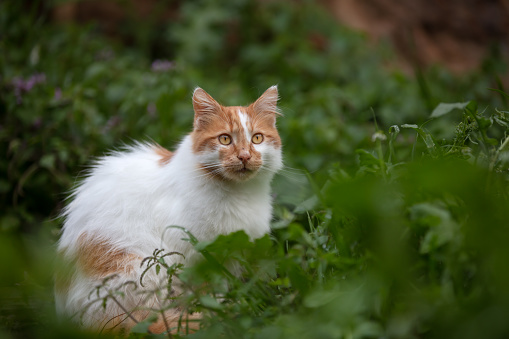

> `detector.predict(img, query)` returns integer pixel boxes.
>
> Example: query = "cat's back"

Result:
[59,143,172,248]
[92,142,170,179]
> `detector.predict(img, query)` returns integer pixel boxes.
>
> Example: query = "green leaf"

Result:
[477,116,492,130]
[465,100,478,114]
[199,295,223,310]
[430,102,470,118]
[130,315,158,333]
[39,154,55,169]
[488,88,509,100]
[409,203,458,254]
[303,289,340,308]
[356,149,379,167]
[29,44,40,66]
[294,195,318,214]
[85,62,107,79]
[401,124,435,151]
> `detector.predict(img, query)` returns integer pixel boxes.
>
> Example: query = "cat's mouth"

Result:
[217,161,262,181]
[226,164,259,180]
[235,167,253,176]
[238,165,251,173]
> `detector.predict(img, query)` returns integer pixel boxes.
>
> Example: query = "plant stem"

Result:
[376,138,387,180]
[110,295,140,325]
[489,134,509,171]
[160,310,172,339]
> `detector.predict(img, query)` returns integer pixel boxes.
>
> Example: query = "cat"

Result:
[55,85,283,333]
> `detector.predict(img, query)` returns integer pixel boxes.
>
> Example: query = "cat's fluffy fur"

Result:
[56,86,282,332]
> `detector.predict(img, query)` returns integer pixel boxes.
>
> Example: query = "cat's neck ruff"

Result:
[155,135,275,243]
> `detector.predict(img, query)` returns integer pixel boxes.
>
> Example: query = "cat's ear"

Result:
[252,85,280,125]
[192,87,222,130]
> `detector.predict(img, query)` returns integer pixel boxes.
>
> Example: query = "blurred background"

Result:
[1,0,509,338]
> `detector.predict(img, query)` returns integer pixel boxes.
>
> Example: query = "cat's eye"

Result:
[218,134,232,145]
[252,133,264,144]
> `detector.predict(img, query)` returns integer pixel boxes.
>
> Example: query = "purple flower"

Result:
[54,87,62,101]
[11,72,46,104]
[33,73,46,84]
[151,59,175,72]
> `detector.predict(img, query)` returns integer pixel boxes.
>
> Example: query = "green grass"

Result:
[1,0,509,338]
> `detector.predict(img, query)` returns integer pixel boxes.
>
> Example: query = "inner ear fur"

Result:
[250,85,281,125]
[192,87,222,130]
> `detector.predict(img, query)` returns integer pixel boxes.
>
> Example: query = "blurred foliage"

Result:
[1,0,509,338]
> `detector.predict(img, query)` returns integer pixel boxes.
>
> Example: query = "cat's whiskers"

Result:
[185,164,225,181]
[195,165,221,171]
[280,164,305,172]
[184,162,222,172]
[259,165,308,183]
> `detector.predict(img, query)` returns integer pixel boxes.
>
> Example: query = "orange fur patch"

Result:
[153,144,174,166]
[77,232,139,278]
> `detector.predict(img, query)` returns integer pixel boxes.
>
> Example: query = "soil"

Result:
[322,0,509,73]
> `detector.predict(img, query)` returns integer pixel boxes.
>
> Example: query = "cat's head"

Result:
[190,86,283,182]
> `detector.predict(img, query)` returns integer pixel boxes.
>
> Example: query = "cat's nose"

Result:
[238,151,251,163]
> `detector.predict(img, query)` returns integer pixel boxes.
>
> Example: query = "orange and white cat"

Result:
[56,86,282,332]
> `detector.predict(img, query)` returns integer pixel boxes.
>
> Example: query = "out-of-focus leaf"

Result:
[39,154,55,169]
[199,295,223,310]
[430,102,470,118]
